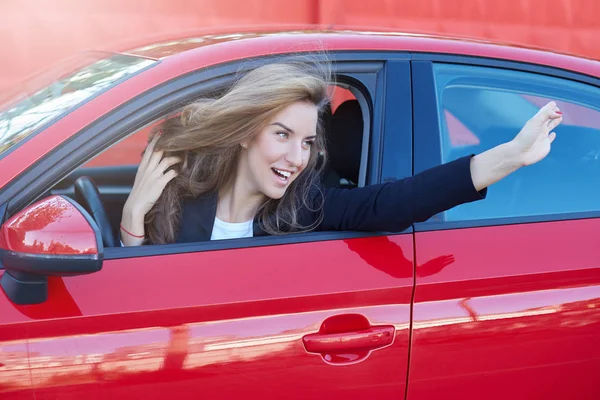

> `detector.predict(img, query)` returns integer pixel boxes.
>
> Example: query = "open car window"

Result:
[53,82,367,246]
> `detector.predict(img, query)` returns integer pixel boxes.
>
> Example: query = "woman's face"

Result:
[241,101,318,200]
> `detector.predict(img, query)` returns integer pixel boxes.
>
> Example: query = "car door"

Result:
[407,58,600,399]
[0,55,415,400]
[0,270,33,400]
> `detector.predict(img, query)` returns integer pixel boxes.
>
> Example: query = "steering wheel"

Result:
[73,176,117,247]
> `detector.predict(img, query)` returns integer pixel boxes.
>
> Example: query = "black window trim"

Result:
[0,51,414,261]
[108,230,390,259]
[411,53,600,232]
[411,52,600,86]
[380,59,413,184]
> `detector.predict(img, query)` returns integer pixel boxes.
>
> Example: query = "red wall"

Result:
[2,0,599,94]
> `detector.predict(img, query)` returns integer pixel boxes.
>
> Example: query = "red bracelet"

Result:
[120,224,145,239]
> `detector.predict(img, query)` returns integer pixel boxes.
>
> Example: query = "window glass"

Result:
[433,63,600,221]
[0,54,156,158]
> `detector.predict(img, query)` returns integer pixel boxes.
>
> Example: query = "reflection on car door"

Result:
[10,237,413,399]
[409,222,600,400]
[0,286,35,400]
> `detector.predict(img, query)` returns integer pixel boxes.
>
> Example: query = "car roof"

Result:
[118,27,599,77]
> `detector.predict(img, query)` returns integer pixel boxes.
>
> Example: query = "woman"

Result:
[120,61,562,246]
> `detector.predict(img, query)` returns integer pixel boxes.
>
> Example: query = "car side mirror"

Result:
[0,195,103,305]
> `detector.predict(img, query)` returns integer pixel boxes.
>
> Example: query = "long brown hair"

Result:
[145,59,333,244]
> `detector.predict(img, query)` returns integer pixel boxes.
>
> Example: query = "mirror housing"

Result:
[0,195,103,305]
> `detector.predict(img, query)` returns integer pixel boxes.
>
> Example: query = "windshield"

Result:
[0,53,156,158]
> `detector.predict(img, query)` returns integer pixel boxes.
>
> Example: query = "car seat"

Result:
[322,100,364,189]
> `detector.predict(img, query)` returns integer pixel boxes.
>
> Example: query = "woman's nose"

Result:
[285,142,303,167]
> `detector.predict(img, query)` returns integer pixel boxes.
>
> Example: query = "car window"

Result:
[84,85,361,182]
[0,54,156,159]
[59,83,366,244]
[433,63,600,221]
[82,118,164,168]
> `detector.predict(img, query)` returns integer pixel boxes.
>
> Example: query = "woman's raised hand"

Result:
[511,101,563,166]
[470,101,563,192]
[120,135,181,245]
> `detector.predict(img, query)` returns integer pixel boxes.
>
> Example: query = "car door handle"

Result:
[302,314,395,364]
[303,326,395,354]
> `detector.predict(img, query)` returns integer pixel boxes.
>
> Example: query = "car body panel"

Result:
[408,221,600,399]
[3,235,413,399]
[0,337,32,399]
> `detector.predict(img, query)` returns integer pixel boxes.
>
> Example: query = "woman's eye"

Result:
[277,131,289,139]
[303,141,314,149]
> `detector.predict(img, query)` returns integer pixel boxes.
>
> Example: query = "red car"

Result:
[0,28,599,400]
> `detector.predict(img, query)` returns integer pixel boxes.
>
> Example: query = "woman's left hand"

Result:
[510,101,563,166]
[470,101,564,191]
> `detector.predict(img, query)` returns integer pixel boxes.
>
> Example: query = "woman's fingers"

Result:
[127,134,180,215]
[133,152,179,192]
[159,169,179,186]
[133,149,162,187]
[530,102,562,140]
[140,135,160,167]
[147,149,165,170]
[547,116,562,132]
[156,156,182,175]
[535,101,556,118]
[138,155,181,194]
[542,102,562,134]
[533,101,562,124]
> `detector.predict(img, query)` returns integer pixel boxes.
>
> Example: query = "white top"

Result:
[210,217,254,240]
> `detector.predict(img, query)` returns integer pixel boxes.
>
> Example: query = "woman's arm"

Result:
[317,101,563,233]
[318,155,484,232]
[121,135,181,246]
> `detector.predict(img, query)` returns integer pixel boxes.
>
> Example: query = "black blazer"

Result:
[175,155,487,243]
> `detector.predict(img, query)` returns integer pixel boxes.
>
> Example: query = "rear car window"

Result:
[0,53,156,158]
[433,63,600,221]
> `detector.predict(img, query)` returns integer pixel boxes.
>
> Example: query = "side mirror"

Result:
[0,195,103,305]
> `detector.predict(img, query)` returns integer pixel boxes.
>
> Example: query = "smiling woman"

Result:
[241,105,318,198]
[121,61,333,246]
[118,58,562,247]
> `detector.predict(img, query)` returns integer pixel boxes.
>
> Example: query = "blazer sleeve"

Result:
[317,155,487,232]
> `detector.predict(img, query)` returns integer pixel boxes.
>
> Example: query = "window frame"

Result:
[411,54,600,232]
[0,52,413,260]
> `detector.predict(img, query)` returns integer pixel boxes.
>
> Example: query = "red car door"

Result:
[0,282,34,400]
[407,60,600,399]
[3,237,411,400]
[0,56,416,400]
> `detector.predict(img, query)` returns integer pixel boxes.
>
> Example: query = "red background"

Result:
[2,0,599,94]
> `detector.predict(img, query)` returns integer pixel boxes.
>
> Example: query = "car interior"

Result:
[48,85,367,247]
